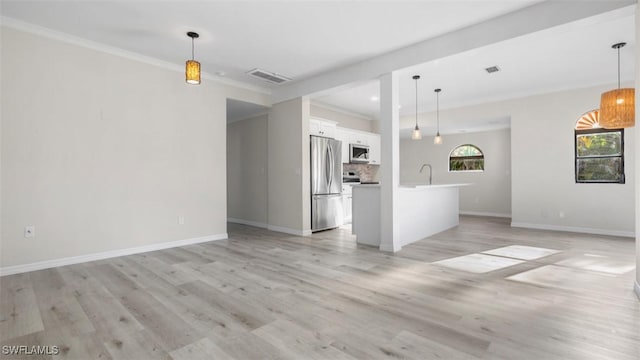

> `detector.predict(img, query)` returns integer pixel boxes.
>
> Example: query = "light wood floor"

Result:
[1,216,638,359]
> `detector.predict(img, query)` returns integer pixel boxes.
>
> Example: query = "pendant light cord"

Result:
[191,37,195,60]
[611,42,626,89]
[415,78,418,128]
[617,45,621,89]
[436,90,440,133]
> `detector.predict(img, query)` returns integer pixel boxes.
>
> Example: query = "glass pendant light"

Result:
[186,32,201,85]
[599,42,634,128]
[411,75,422,140]
[434,88,443,145]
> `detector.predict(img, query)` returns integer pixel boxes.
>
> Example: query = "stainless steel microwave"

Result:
[349,144,370,163]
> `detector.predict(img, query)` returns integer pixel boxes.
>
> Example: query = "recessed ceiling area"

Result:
[315,6,635,133]
[0,0,542,89]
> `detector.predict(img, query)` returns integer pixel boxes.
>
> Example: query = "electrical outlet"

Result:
[178,216,185,225]
[24,226,35,238]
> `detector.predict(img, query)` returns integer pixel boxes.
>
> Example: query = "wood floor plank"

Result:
[1,329,112,360]
[29,269,95,338]
[252,319,357,360]
[102,329,170,360]
[179,280,276,331]
[71,284,145,344]
[86,264,200,352]
[387,330,482,359]
[211,332,287,360]
[169,337,233,360]
[0,273,44,341]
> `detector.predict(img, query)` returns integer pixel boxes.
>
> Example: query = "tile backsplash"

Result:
[343,163,379,182]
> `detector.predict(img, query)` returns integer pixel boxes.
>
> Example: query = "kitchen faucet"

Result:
[419,164,432,185]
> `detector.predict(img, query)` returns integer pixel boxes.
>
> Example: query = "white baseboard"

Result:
[378,244,396,252]
[634,280,640,301]
[227,218,313,237]
[227,217,268,229]
[0,233,227,277]
[460,211,511,218]
[267,225,312,237]
[510,222,634,238]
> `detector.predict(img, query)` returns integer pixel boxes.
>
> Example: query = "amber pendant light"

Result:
[411,75,422,140]
[600,42,634,128]
[186,32,201,85]
[434,88,443,145]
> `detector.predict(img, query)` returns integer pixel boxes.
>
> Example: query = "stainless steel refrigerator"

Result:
[310,135,343,232]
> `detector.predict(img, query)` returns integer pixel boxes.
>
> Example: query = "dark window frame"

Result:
[574,127,625,184]
[449,144,485,172]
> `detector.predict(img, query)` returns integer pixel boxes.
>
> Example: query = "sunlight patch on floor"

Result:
[507,264,617,290]
[432,253,525,273]
[481,245,561,260]
[555,254,635,275]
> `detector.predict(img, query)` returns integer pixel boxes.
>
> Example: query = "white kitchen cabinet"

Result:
[335,128,350,163]
[341,184,353,224]
[348,131,369,146]
[368,133,381,165]
[309,118,337,138]
[343,194,352,224]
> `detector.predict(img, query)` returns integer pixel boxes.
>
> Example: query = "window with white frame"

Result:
[449,144,484,172]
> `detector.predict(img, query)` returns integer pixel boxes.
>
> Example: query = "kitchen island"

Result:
[352,183,468,251]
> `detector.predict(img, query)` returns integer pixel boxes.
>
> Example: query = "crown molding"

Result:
[0,16,272,95]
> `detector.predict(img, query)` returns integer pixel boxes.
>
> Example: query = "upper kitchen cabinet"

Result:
[309,118,337,138]
[348,131,369,146]
[368,133,381,165]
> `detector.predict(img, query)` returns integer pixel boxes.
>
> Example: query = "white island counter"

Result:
[352,183,468,251]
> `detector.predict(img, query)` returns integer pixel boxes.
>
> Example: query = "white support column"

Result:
[379,72,401,252]
[634,0,640,300]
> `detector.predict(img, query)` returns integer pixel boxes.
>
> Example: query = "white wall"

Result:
[267,98,311,235]
[1,26,269,270]
[510,86,634,236]
[400,84,635,236]
[310,103,375,132]
[227,114,268,226]
[400,129,511,217]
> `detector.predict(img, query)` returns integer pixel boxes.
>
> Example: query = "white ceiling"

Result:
[1,1,635,136]
[316,7,636,122]
[0,0,543,89]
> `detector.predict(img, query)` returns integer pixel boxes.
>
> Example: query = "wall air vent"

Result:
[246,68,292,84]
[485,66,500,74]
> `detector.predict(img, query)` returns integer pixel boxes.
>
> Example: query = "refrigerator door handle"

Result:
[325,146,331,188]
[328,145,334,190]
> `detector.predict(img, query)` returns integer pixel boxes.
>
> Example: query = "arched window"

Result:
[575,110,624,183]
[449,144,484,172]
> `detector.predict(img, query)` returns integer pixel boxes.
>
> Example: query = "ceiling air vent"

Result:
[246,68,292,84]
[485,66,500,74]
